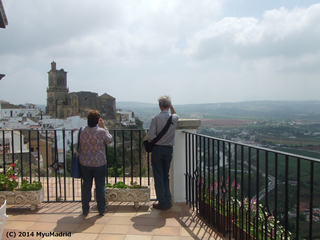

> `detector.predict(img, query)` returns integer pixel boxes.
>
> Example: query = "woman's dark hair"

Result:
[87,110,100,127]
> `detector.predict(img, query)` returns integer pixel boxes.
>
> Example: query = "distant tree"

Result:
[135,118,143,129]
[225,135,232,140]
[107,166,124,177]
[299,212,307,222]
[137,167,147,177]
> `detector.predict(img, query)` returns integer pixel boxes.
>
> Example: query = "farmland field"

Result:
[199,117,320,150]
[261,135,320,146]
[201,119,252,127]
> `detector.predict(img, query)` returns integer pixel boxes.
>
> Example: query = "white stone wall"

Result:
[170,119,201,203]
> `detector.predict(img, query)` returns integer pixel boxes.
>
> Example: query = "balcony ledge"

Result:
[177,119,201,130]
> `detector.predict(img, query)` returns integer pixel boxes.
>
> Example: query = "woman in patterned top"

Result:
[79,110,113,216]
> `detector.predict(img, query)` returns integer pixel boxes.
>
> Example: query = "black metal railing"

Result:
[184,132,320,240]
[0,128,154,202]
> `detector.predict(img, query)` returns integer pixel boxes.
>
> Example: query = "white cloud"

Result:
[1,0,320,105]
[1,0,224,64]
[184,3,320,72]
[0,67,47,104]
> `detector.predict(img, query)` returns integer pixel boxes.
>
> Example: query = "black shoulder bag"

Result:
[143,115,173,153]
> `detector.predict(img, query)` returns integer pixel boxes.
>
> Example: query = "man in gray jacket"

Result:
[147,95,179,210]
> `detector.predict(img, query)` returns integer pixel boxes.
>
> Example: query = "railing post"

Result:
[170,119,201,203]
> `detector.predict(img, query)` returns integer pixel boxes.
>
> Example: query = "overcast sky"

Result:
[0,0,320,105]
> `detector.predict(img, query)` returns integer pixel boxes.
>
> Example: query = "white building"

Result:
[0,120,28,129]
[117,109,136,126]
[40,116,91,161]
[1,112,113,164]
[0,129,28,154]
[0,101,41,120]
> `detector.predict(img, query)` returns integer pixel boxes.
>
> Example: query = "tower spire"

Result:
[51,61,56,71]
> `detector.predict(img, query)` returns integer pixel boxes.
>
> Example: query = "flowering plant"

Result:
[198,176,290,239]
[213,176,240,199]
[0,163,18,191]
[214,177,240,215]
[235,197,291,239]
[0,163,42,191]
[198,176,240,216]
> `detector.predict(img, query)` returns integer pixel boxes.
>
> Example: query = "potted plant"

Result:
[233,198,291,240]
[198,177,240,232]
[0,164,44,211]
[95,181,150,209]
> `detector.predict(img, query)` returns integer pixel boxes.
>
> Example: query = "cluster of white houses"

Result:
[0,100,137,168]
[0,100,136,129]
[0,100,46,129]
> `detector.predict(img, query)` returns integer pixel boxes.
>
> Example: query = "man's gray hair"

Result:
[158,95,171,108]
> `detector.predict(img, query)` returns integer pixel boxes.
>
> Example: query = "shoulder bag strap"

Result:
[77,127,82,153]
[152,115,173,144]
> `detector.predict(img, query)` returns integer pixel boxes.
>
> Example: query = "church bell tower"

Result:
[46,61,69,118]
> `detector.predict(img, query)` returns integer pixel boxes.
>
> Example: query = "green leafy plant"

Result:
[137,167,147,177]
[130,181,141,188]
[20,179,43,191]
[0,163,42,191]
[105,181,142,189]
[106,181,129,189]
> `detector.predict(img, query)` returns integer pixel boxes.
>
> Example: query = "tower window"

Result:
[57,77,64,85]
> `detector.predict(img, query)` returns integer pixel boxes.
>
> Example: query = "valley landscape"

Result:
[117,100,320,157]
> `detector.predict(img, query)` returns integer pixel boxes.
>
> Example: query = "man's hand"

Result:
[170,105,176,114]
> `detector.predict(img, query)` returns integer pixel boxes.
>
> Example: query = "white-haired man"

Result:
[147,95,179,210]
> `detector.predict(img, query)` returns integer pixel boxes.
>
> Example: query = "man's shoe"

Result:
[99,209,107,217]
[167,202,173,209]
[83,212,88,216]
[153,203,167,210]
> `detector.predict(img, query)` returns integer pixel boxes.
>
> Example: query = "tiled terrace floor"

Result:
[2,201,229,240]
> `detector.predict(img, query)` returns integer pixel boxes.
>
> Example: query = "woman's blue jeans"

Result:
[80,164,107,214]
[151,146,173,209]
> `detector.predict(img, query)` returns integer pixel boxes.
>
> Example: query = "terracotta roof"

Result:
[0,102,20,109]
